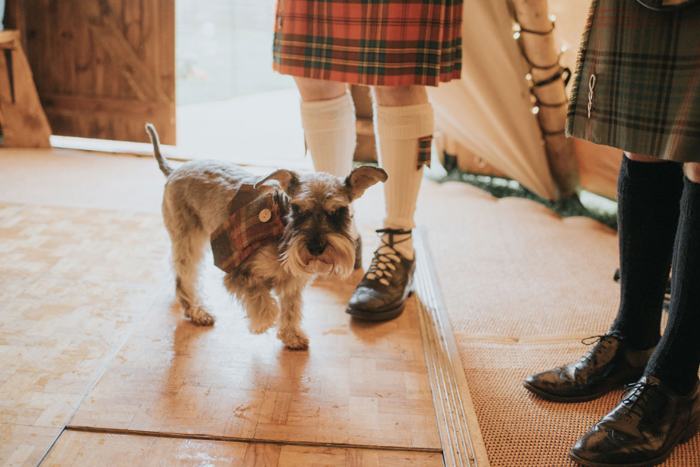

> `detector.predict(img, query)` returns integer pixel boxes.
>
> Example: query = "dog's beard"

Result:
[281,233,355,278]
[323,233,355,278]
[306,259,333,276]
[281,236,317,277]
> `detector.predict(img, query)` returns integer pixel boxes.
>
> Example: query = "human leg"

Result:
[523,153,684,402]
[346,86,433,321]
[295,77,360,242]
[371,85,432,260]
[644,161,700,394]
[569,161,700,467]
[609,153,685,350]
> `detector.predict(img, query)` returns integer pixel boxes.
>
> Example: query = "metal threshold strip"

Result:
[413,227,491,467]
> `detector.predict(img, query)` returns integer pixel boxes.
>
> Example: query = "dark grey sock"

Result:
[645,176,700,395]
[610,156,684,351]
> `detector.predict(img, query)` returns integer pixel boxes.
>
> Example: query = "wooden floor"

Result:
[0,202,171,466]
[68,261,440,449]
[0,149,448,466]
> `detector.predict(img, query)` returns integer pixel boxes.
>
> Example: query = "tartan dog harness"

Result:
[210,184,288,273]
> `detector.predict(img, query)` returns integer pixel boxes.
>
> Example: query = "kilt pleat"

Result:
[566,0,700,162]
[272,0,463,87]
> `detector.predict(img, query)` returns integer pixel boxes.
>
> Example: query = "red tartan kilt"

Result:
[272,0,463,87]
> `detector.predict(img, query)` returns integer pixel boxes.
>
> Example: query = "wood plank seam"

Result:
[62,425,444,454]
[42,430,445,466]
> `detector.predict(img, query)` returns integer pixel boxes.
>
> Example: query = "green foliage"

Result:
[439,170,618,230]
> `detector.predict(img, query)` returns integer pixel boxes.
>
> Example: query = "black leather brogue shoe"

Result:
[346,229,415,321]
[569,376,700,467]
[523,332,654,402]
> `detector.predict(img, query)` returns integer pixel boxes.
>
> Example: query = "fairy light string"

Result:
[512,13,571,136]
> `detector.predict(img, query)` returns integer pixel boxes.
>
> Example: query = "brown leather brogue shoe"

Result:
[569,376,700,467]
[523,332,655,402]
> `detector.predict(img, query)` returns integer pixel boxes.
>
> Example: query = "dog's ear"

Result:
[345,166,388,200]
[254,169,299,195]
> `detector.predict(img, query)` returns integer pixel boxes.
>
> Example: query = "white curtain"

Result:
[428,0,558,200]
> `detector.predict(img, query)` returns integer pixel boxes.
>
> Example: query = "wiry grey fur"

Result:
[146,124,387,349]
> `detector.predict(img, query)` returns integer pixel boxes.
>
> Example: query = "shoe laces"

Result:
[580,331,624,363]
[619,380,656,418]
[365,229,411,286]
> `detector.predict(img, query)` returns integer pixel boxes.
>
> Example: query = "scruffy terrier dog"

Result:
[146,124,387,349]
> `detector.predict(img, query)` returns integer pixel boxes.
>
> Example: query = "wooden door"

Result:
[24,0,176,144]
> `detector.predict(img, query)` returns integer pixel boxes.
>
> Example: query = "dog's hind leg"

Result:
[164,204,216,326]
[277,283,309,350]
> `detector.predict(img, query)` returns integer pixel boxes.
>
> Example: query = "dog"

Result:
[146,124,387,349]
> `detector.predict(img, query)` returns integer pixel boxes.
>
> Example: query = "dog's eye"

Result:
[329,207,348,219]
[292,204,302,215]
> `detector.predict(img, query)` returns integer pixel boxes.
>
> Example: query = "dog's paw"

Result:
[248,312,277,335]
[278,329,309,350]
[186,306,216,326]
[248,324,272,334]
[249,322,274,335]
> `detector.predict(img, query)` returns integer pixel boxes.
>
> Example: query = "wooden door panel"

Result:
[25,0,175,144]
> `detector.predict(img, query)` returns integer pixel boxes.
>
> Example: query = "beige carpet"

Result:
[415,181,700,467]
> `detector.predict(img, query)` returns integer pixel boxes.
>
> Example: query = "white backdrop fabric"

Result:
[428,0,558,200]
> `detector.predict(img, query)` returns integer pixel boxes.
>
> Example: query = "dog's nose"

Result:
[306,241,325,256]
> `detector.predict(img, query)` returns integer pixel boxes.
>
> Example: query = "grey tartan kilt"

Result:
[565,0,700,163]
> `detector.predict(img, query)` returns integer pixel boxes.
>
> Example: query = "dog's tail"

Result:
[145,123,173,177]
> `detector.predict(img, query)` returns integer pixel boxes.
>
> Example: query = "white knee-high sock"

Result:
[300,92,358,238]
[374,103,434,260]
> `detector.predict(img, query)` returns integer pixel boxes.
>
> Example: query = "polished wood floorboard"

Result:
[43,431,443,466]
[0,203,171,466]
[68,248,441,450]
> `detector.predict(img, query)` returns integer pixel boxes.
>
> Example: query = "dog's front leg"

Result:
[243,290,280,335]
[224,272,281,335]
[277,284,308,350]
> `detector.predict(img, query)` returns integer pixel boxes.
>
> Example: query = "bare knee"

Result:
[294,77,347,102]
[372,85,428,106]
[684,162,700,183]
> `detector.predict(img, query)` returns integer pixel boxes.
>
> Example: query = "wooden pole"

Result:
[510,0,581,200]
[0,30,51,147]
